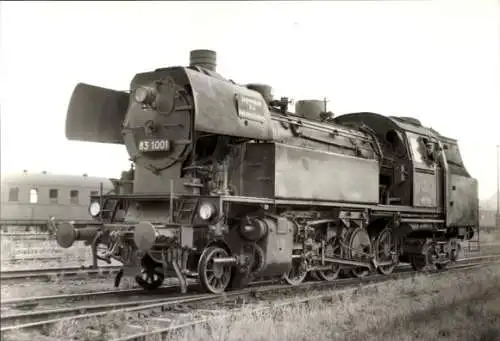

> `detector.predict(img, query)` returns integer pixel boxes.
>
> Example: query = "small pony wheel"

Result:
[135,267,165,290]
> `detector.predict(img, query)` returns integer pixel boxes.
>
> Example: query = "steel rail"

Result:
[2,285,181,306]
[1,254,498,336]
[0,265,122,281]
[0,278,274,330]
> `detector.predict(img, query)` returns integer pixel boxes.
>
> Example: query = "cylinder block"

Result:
[239,217,269,241]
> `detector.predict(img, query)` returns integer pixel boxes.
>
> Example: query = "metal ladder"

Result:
[467,226,481,253]
[175,199,198,224]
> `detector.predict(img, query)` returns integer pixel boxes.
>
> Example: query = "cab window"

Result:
[407,133,426,164]
[407,132,437,169]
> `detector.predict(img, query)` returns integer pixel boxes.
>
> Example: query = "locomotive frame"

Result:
[55,49,478,294]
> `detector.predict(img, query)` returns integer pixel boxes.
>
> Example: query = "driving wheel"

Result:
[316,238,342,281]
[347,227,373,278]
[374,227,398,275]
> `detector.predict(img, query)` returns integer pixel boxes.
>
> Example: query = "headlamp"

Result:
[134,86,156,106]
[198,202,216,220]
[89,201,101,217]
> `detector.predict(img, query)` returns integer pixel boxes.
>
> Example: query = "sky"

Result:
[0,0,499,201]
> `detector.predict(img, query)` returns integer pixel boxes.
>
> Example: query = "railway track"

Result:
[0,277,276,329]
[0,265,122,282]
[114,256,500,341]
[1,254,499,339]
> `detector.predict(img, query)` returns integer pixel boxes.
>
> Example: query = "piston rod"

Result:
[212,257,238,265]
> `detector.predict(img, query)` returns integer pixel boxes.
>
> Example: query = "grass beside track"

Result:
[155,264,500,341]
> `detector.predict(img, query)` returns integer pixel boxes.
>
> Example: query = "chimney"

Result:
[189,49,217,72]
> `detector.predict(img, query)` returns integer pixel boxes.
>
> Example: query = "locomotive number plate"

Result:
[235,93,266,123]
[138,139,170,152]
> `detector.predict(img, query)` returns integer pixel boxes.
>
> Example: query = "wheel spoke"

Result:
[198,246,232,294]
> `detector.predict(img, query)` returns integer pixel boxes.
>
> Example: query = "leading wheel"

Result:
[135,267,165,290]
[198,246,232,294]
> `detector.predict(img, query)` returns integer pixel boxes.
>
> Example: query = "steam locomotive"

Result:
[55,49,478,294]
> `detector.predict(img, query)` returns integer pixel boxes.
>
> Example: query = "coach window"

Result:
[8,187,19,202]
[49,189,59,203]
[70,190,79,204]
[90,190,98,197]
[29,188,39,204]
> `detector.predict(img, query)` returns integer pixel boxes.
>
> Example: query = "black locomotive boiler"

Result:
[55,49,478,294]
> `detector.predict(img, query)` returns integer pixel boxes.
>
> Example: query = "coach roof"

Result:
[1,171,113,188]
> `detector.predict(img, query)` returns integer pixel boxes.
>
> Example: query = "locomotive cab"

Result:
[334,113,415,206]
[334,112,478,237]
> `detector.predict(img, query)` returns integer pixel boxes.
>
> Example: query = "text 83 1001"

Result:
[138,139,170,152]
